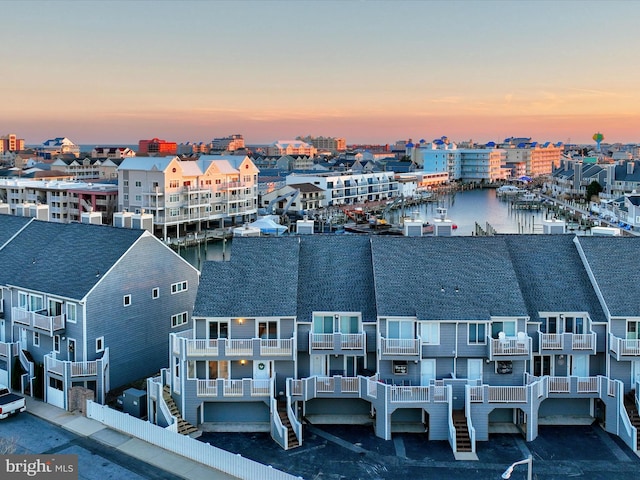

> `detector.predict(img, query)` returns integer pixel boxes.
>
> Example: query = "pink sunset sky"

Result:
[3,1,640,146]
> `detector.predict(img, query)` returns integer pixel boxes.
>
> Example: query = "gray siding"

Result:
[86,236,198,389]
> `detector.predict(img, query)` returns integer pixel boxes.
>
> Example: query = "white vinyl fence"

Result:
[86,401,301,480]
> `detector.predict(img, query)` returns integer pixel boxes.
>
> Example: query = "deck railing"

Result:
[225,339,253,356]
[260,338,294,356]
[489,336,531,356]
[609,334,640,358]
[390,385,430,403]
[178,335,294,358]
[539,332,596,352]
[11,307,65,335]
[0,341,18,358]
[380,337,421,356]
[308,332,365,351]
[195,378,273,398]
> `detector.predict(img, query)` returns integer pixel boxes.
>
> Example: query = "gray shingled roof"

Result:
[0,214,32,248]
[370,236,528,320]
[576,236,640,316]
[0,219,145,300]
[504,235,606,322]
[296,236,377,323]
[193,237,300,317]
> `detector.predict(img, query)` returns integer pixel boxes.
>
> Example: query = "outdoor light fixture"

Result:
[501,455,532,480]
[240,359,246,365]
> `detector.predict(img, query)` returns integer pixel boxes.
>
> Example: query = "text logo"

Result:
[1,455,77,479]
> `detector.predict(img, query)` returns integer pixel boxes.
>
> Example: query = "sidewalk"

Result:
[25,396,239,480]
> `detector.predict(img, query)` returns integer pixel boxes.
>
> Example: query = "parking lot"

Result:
[200,423,640,479]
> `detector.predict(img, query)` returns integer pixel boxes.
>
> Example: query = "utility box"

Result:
[121,388,147,418]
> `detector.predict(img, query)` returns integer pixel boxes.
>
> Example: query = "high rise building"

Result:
[138,138,178,156]
[0,133,25,152]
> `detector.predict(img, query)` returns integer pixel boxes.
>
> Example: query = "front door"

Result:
[19,328,27,350]
[570,355,588,377]
[467,359,483,382]
[310,355,326,377]
[253,360,271,380]
[68,338,76,362]
[421,359,436,386]
[0,319,5,343]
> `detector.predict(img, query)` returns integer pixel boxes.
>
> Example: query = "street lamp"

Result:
[501,455,532,480]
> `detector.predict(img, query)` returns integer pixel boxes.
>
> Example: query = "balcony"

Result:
[487,334,532,361]
[45,349,109,381]
[609,334,640,361]
[468,384,529,404]
[379,336,421,360]
[308,332,366,355]
[0,341,18,359]
[180,336,295,361]
[194,378,272,399]
[12,307,65,335]
[538,332,597,355]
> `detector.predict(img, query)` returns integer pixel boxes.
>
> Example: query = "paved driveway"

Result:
[200,423,640,480]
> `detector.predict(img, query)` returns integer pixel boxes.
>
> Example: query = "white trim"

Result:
[171,281,188,294]
[123,294,132,307]
[152,287,160,299]
[66,302,77,323]
[96,336,105,353]
[33,331,40,347]
[0,217,34,250]
[171,311,188,328]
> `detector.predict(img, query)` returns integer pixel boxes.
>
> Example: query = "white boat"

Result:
[497,185,526,196]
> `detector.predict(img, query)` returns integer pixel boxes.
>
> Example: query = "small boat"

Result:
[497,185,526,196]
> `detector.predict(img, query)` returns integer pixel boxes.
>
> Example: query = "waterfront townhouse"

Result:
[0,214,199,411]
[118,155,259,240]
[152,235,639,455]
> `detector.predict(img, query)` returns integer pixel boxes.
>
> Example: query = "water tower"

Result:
[592,132,604,151]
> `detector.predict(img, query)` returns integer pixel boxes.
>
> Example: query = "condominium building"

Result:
[91,147,136,159]
[502,140,564,178]
[284,171,398,206]
[1,134,25,153]
[117,155,259,239]
[50,156,123,181]
[151,234,640,456]
[211,134,245,152]
[413,142,507,183]
[0,178,118,224]
[138,138,178,156]
[267,140,317,158]
[0,215,199,411]
[296,135,346,153]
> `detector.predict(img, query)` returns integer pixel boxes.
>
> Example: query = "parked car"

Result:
[0,384,26,419]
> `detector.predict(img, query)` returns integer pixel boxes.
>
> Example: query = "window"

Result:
[18,292,28,309]
[33,331,40,347]
[468,323,486,344]
[96,336,104,353]
[420,322,440,345]
[53,335,60,353]
[66,303,77,323]
[123,180,129,187]
[209,321,228,339]
[627,321,640,340]
[171,281,188,294]
[123,193,129,201]
[123,295,131,307]
[135,181,142,187]
[491,321,516,338]
[152,288,159,299]
[258,321,277,339]
[313,315,334,334]
[387,320,414,339]
[135,195,142,202]
[169,180,179,188]
[187,361,196,379]
[169,194,180,203]
[29,294,44,312]
[171,312,188,328]
[208,360,229,379]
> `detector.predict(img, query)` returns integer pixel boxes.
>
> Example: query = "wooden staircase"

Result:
[162,386,198,436]
[624,390,640,449]
[277,401,300,449]
[453,410,472,452]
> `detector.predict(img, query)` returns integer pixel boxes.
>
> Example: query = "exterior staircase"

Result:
[453,410,472,453]
[277,401,300,449]
[624,390,640,449]
[162,386,198,436]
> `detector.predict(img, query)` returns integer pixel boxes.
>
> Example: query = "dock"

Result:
[166,228,233,249]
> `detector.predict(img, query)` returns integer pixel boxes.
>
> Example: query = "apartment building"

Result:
[91,147,136,159]
[267,140,317,158]
[1,134,25,153]
[118,155,259,239]
[0,178,118,224]
[138,138,178,156]
[151,235,640,456]
[296,135,346,153]
[502,141,564,178]
[0,215,199,410]
[284,171,398,206]
[50,156,123,181]
[413,142,507,183]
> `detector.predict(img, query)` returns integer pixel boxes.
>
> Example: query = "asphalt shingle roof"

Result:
[296,236,377,322]
[504,235,606,322]
[0,219,144,299]
[576,236,640,316]
[370,236,528,320]
[193,237,300,317]
[0,214,32,248]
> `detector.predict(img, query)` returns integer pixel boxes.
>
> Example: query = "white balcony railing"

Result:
[490,336,531,356]
[11,307,65,335]
[539,332,596,351]
[259,338,294,356]
[390,385,430,403]
[225,339,253,356]
[187,339,220,356]
[572,333,596,350]
[609,334,640,357]
[196,378,272,398]
[380,337,421,356]
[539,333,563,350]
